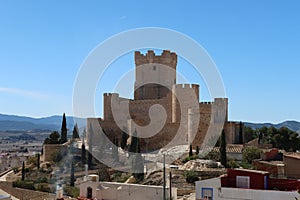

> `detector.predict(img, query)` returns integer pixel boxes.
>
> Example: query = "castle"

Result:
[87,50,242,152]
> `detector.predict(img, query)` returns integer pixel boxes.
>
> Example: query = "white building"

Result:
[78,174,177,200]
[195,168,300,200]
[0,194,11,200]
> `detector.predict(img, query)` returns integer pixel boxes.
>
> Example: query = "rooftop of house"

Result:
[200,144,244,154]
[230,168,270,175]
[284,152,300,160]
[220,168,300,191]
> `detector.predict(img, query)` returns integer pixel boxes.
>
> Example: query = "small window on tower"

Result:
[153,65,156,70]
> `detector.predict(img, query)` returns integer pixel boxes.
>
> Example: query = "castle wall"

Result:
[87,50,238,152]
[134,50,177,100]
[172,84,200,123]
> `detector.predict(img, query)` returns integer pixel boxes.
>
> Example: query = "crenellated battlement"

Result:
[135,50,177,68]
[88,50,237,152]
[200,102,213,104]
[174,84,199,89]
[104,93,119,97]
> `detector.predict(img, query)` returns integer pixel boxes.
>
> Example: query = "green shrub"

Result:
[51,150,63,162]
[182,155,198,163]
[13,180,35,190]
[111,172,132,183]
[27,155,38,166]
[238,161,255,169]
[12,167,19,174]
[35,176,48,184]
[36,183,54,193]
[242,147,262,164]
[227,158,239,168]
[203,151,220,162]
[64,185,79,197]
[184,170,199,183]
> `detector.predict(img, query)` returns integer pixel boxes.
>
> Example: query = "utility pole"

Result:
[163,153,166,200]
[169,171,172,200]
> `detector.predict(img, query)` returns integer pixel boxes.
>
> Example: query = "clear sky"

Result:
[0,1,299,123]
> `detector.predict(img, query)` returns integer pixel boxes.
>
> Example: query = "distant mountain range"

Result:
[245,120,300,134]
[0,114,86,132]
[0,113,299,134]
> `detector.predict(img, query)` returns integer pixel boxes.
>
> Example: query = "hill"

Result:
[0,113,299,134]
[0,114,86,132]
[244,120,300,134]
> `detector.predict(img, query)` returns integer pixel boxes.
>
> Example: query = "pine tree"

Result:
[220,129,227,167]
[60,113,67,144]
[21,161,25,181]
[70,159,75,186]
[72,124,80,139]
[44,131,60,144]
[239,121,243,144]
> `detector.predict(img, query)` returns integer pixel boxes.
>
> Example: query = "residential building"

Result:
[195,168,300,200]
[78,174,177,200]
[283,153,300,179]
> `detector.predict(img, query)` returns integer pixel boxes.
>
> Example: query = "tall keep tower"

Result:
[134,50,177,100]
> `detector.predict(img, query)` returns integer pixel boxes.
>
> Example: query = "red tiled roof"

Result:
[210,144,244,153]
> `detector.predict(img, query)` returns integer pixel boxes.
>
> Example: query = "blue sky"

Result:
[0,1,299,123]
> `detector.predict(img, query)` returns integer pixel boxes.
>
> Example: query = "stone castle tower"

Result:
[87,50,242,152]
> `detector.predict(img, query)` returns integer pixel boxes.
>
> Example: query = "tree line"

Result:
[244,126,300,152]
[43,113,80,145]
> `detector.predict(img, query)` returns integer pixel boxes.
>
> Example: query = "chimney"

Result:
[85,164,88,177]
[56,184,63,200]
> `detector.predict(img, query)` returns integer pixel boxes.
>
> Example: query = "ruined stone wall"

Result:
[42,143,69,162]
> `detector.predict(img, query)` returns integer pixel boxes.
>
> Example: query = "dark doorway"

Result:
[87,187,92,198]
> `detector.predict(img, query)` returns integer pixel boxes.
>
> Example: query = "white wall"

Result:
[80,180,177,200]
[196,178,300,200]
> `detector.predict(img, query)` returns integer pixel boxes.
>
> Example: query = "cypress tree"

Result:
[189,144,193,157]
[81,142,86,164]
[60,113,67,144]
[121,131,128,150]
[112,138,119,162]
[220,129,227,167]
[133,137,144,182]
[37,153,40,169]
[239,121,243,144]
[87,124,93,169]
[72,124,80,139]
[21,161,25,181]
[70,159,75,186]
[196,146,200,155]
[136,137,140,153]
[129,130,138,153]
[88,151,92,169]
